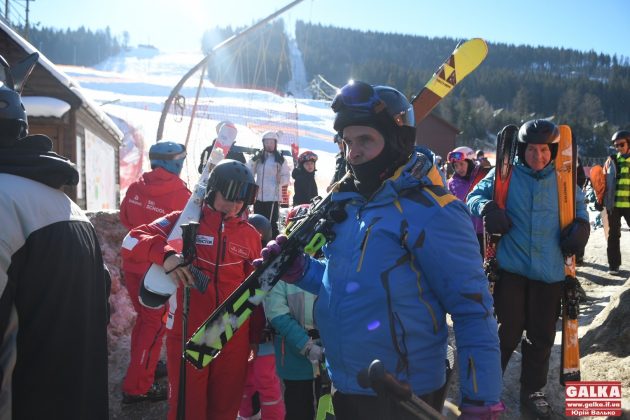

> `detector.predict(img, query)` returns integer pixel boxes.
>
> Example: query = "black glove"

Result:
[481,201,512,235]
[560,218,590,256]
[594,201,604,212]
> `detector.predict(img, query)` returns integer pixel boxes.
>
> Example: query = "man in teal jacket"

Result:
[468,120,589,419]
[264,81,503,419]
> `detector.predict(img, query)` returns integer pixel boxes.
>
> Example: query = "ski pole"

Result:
[176,222,199,420]
[357,359,445,420]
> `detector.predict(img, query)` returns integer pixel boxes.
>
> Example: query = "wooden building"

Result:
[0,19,123,210]
[415,113,460,160]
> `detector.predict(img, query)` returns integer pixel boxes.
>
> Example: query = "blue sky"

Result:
[28,0,630,58]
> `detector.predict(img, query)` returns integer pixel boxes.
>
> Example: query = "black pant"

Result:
[494,271,563,393]
[254,200,280,238]
[332,390,443,420]
[283,378,320,420]
[607,207,630,269]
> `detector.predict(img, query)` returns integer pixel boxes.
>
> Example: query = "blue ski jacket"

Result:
[467,159,588,283]
[296,148,502,404]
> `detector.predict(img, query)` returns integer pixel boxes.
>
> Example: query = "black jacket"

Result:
[0,135,110,420]
[292,166,318,205]
[198,141,246,174]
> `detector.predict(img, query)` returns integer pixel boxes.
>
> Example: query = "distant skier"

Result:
[292,150,319,205]
[597,130,630,275]
[468,119,589,419]
[119,140,191,404]
[476,149,492,168]
[247,131,291,237]
[446,146,491,256]
[198,121,246,173]
[121,159,261,420]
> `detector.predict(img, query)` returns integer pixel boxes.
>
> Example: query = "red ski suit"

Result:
[119,167,190,395]
[122,206,262,420]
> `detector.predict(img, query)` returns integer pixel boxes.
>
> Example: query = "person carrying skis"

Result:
[247,130,291,237]
[0,55,110,419]
[119,140,191,403]
[197,121,246,173]
[292,150,319,206]
[326,133,348,192]
[264,204,323,420]
[258,81,504,419]
[598,130,630,274]
[121,160,261,420]
[467,119,590,419]
[446,146,491,256]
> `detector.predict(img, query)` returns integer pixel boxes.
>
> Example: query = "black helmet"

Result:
[611,130,630,143]
[0,55,28,148]
[517,119,559,160]
[205,159,258,208]
[248,214,272,245]
[518,119,559,144]
[331,81,416,157]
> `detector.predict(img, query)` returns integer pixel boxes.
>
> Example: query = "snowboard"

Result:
[556,124,581,385]
[483,124,518,294]
[139,121,238,308]
[183,40,490,369]
[411,38,488,124]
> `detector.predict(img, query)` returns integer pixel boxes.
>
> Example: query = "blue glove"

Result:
[560,218,590,256]
[253,235,306,283]
[459,401,505,420]
[481,201,512,235]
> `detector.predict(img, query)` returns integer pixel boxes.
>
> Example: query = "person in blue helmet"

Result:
[258,81,503,419]
[119,139,191,404]
[468,119,589,419]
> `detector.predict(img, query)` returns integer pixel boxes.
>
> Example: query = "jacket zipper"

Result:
[467,356,478,394]
[213,214,225,307]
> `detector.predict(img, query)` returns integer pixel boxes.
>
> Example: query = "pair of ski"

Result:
[485,125,580,385]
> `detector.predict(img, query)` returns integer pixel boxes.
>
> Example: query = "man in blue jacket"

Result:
[263,81,503,419]
[468,120,590,419]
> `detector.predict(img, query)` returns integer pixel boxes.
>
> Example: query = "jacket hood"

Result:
[0,134,78,189]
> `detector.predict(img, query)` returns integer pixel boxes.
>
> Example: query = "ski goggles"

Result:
[299,151,318,163]
[447,151,467,163]
[331,81,414,128]
[213,178,258,205]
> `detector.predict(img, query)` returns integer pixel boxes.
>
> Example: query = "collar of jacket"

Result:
[331,146,440,206]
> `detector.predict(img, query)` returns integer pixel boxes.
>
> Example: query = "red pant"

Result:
[166,326,250,420]
[122,271,168,395]
[239,354,285,419]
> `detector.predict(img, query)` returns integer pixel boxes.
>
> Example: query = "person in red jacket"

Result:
[122,159,261,420]
[119,140,191,403]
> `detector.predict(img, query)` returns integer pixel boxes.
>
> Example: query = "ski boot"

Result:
[520,390,551,419]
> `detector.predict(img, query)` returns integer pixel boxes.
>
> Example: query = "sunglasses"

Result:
[614,142,627,148]
[331,81,414,128]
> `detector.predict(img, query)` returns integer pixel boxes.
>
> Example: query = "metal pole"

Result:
[156,0,305,141]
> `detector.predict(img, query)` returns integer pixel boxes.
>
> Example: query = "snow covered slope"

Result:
[59,47,339,194]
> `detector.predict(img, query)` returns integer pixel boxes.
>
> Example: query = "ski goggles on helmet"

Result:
[447,151,467,163]
[331,81,414,128]
[212,178,258,205]
[298,151,318,164]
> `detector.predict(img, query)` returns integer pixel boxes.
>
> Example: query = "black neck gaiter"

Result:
[349,141,402,198]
